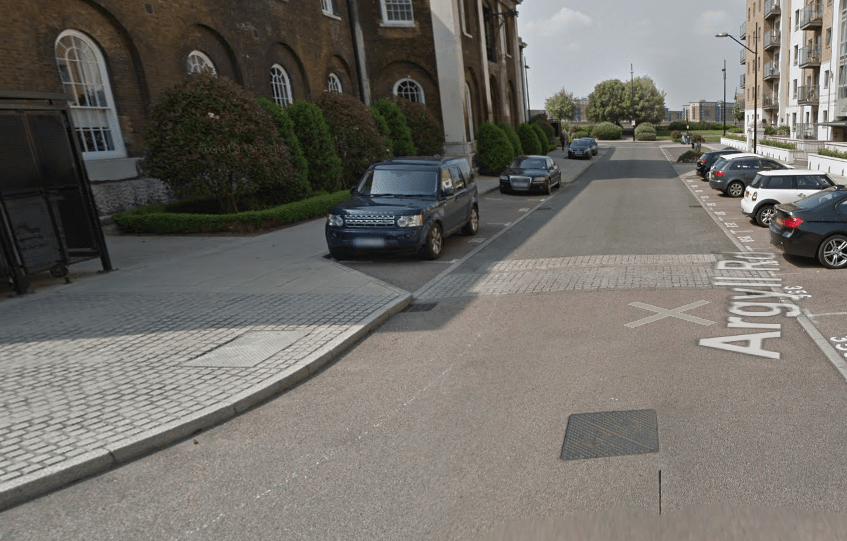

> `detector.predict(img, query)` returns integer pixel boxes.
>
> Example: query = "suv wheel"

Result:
[462,206,479,236]
[726,181,744,197]
[755,204,776,227]
[420,223,443,260]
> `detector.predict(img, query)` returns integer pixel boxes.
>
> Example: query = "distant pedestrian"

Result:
[559,132,567,151]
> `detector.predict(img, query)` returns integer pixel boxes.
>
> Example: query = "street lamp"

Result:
[722,59,727,137]
[717,29,757,154]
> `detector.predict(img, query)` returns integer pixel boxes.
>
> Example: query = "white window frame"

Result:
[271,64,294,107]
[54,30,126,159]
[381,0,415,27]
[327,73,343,93]
[321,0,341,18]
[187,50,217,75]
[393,78,425,104]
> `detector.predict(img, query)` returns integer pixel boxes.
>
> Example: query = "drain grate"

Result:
[404,302,437,313]
[560,409,658,460]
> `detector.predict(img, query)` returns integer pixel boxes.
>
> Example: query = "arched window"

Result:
[271,64,293,107]
[327,73,342,93]
[394,78,424,103]
[464,83,474,141]
[187,50,216,75]
[54,30,126,158]
[382,0,414,24]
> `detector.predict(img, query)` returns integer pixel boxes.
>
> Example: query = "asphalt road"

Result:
[4,143,847,540]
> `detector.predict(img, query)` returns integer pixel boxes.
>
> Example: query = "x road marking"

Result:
[625,301,716,328]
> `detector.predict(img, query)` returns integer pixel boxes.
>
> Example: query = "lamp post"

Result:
[717,29,757,154]
[722,59,727,137]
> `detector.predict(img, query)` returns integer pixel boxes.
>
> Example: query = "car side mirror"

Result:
[442,185,455,197]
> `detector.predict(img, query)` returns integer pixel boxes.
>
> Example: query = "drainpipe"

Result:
[346,0,371,104]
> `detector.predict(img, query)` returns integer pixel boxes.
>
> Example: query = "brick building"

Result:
[0,0,526,215]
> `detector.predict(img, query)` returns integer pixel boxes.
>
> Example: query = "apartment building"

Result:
[683,99,735,123]
[742,0,847,141]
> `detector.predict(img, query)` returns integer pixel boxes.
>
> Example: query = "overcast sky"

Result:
[517,0,747,112]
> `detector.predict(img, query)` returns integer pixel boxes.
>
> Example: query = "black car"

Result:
[696,149,742,178]
[568,139,592,160]
[499,155,561,194]
[769,186,847,269]
[325,156,479,260]
[581,137,598,156]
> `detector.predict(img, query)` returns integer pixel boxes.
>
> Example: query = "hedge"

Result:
[760,138,796,150]
[591,121,622,140]
[113,190,351,234]
[724,134,746,142]
[496,121,524,157]
[518,123,542,155]
[677,150,704,163]
[476,122,515,174]
[818,147,847,159]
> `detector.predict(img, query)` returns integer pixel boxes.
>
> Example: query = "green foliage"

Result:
[818,147,847,159]
[677,150,704,163]
[371,98,417,156]
[396,97,445,155]
[113,190,351,234]
[760,138,796,150]
[369,108,394,154]
[572,126,592,141]
[671,130,681,139]
[288,100,344,192]
[764,125,776,135]
[529,122,552,154]
[586,76,666,125]
[733,100,744,121]
[141,71,302,214]
[476,122,515,175]
[669,121,728,131]
[496,121,524,156]
[725,134,746,142]
[317,91,390,188]
[530,115,556,151]
[517,123,542,155]
[544,88,576,121]
[776,125,790,136]
[257,97,310,194]
[727,126,743,133]
[635,122,657,140]
[591,121,622,140]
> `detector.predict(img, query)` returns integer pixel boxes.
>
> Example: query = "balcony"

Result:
[799,46,821,68]
[764,29,781,50]
[763,93,780,110]
[740,22,746,40]
[740,49,746,64]
[798,85,820,104]
[799,2,823,30]
[763,62,780,80]
[740,73,746,88]
[764,0,781,19]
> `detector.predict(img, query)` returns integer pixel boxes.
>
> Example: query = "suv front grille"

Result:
[344,215,396,227]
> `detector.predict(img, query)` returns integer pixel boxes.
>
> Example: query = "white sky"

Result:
[517,0,747,111]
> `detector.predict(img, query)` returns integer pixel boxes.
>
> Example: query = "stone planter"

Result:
[808,153,847,177]
[720,137,748,151]
[757,144,798,164]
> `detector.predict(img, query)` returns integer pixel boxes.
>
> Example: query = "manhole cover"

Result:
[560,409,658,460]
[404,303,437,313]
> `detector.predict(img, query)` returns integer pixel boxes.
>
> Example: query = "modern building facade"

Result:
[0,0,527,214]
[741,0,847,142]
[682,99,735,123]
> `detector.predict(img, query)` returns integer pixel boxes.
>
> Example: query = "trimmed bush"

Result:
[257,97,310,193]
[288,100,344,192]
[371,98,417,156]
[776,125,790,136]
[529,122,551,153]
[496,121,524,157]
[671,130,681,139]
[677,150,704,163]
[760,138,796,150]
[369,108,394,155]
[397,97,445,155]
[518,122,542,155]
[477,122,515,175]
[572,127,591,141]
[530,114,556,146]
[141,71,302,214]
[591,121,622,140]
[725,134,746,142]
[818,147,847,159]
[113,190,351,234]
[635,122,657,141]
[764,125,776,135]
[316,91,390,188]
[727,126,743,133]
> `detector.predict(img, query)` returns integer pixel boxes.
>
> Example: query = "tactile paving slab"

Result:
[560,409,659,460]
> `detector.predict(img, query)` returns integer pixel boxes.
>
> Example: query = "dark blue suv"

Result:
[325,156,479,260]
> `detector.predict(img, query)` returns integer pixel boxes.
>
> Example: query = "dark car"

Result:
[708,154,788,197]
[581,137,598,156]
[769,186,847,269]
[325,156,479,260]
[696,149,742,178]
[568,139,592,160]
[499,155,561,195]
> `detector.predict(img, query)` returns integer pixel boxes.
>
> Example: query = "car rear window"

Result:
[791,187,841,209]
[358,168,437,196]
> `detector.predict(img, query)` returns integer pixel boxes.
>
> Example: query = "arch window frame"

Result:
[54,29,126,159]
[327,73,343,93]
[393,78,425,104]
[187,50,217,75]
[271,64,294,107]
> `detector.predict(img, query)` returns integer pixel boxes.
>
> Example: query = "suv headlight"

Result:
[396,214,423,227]
[327,214,344,227]
[499,175,509,181]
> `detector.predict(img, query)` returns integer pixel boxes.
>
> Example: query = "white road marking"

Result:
[625,300,716,328]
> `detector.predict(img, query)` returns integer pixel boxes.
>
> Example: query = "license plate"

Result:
[352,237,386,248]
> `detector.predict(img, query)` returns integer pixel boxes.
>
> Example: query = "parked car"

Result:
[581,137,599,156]
[769,186,847,269]
[499,155,562,195]
[696,148,742,178]
[708,154,789,197]
[742,169,838,226]
[568,138,592,160]
[325,156,478,260]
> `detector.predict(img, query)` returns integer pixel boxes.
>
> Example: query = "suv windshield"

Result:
[357,169,437,196]
[512,158,547,169]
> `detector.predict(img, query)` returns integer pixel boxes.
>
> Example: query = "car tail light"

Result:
[752,192,757,201]
[714,170,725,177]
[698,159,706,165]
[776,216,804,228]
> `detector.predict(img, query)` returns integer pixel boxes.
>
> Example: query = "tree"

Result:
[476,122,514,175]
[585,79,628,125]
[396,97,445,155]
[733,99,745,122]
[371,98,417,156]
[517,122,542,155]
[257,97,309,189]
[545,88,576,121]
[287,100,344,192]
[585,76,666,126]
[630,76,666,125]
[142,71,301,214]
